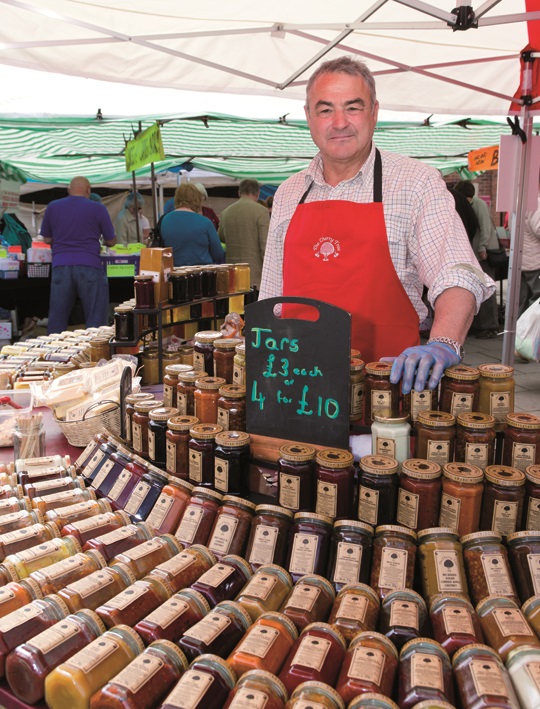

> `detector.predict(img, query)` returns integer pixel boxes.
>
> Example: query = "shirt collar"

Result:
[305,144,377,189]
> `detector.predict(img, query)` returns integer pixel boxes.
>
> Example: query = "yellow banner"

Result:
[468,145,499,172]
[125,123,165,172]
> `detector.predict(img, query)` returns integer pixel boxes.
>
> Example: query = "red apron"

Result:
[282,149,420,363]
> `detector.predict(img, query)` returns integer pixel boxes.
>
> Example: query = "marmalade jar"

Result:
[507,530,540,602]
[439,462,484,537]
[188,423,223,487]
[235,562,292,620]
[178,599,252,661]
[166,415,199,481]
[480,465,525,537]
[28,550,107,596]
[461,530,518,605]
[160,653,236,709]
[194,377,226,424]
[280,574,336,633]
[397,459,442,532]
[452,642,519,709]
[213,338,242,384]
[478,363,515,431]
[191,554,253,607]
[326,519,373,592]
[177,370,206,416]
[398,638,454,709]
[369,524,417,598]
[245,504,294,571]
[379,588,428,651]
[417,527,469,606]
[57,563,136,613]
[278,443,316,513]
[335,630,398,703]
[216,385,247,432]
[174,486,223,547]
[327,582,380,642]
[213,431,250,496]
[286,512,333,583]
[429,593,484,657]
[146,544,216,593]
[357,454,399,527]
[206,494,256,559]
[4,535,81,579]
[134,588,210,645]
[439,365,480,416]
[524,465,540,530]
[455,413,496,469]
[476,594,540,661]
[315,449,355,521]
[503,412,540,470]
[0,579,42,619]
[415,411,456,466]
[224,668,288,709]
[364,362,400,426]
[144,477,193,535]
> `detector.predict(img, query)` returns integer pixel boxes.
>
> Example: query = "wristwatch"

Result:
[427,337,465,361]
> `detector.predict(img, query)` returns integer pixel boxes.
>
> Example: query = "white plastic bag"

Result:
[516,298,540,362]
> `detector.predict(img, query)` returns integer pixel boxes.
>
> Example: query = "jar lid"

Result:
[461,530,503,545]
[164,364,194,376]
[194,331,222,343]
[429,593,474,613]
[365,361,392,376]
[476,595,520,614]
[188,545,218,568]
[333,519,374,535]
[44,594,70,617]
[195,376,226,390]
[149,406,179,422]
[359,455,399,475]
[254,564,293,588]
[417,410,456,427]
[238,670,288,704]
[109,624,145,653]
[134,275,153,282]
[400,637,450,660]
[348,694,397,709]
[222,494,257,511]
[189,423,224,439]
[279,443,317,462]
[19,577,43,599]
[167,478,195,494]
[254,504,294,520]
[149,639,190,673]
[382,588,426,608]
[214,600,253,629]
[191,486,224,501]
[75,608,107,636]
[144,576,174,598]
[293,511,333,526]
[522,594,540,616]
[373,414,410,424]
[507,530,540,543]
[214,338,242,350]
[315,449,354,469]
[257,611,298,641]
[478,363,514,378]
[0,560,19,583]
[142,349,159,360]
[506,412,540,430]
[168,415,199,431]
[417,527,459,542]
[302,621,347,651]
[526,465,540,485]
[485,466,526,486]
[375,524,417,541]
[442,462,484,484]
[338,582,379,606]
[215,431,250,448]
[221,555,253,580]
[457,412,496,429]
[351,349,361,358]
[84,548,108,568]
[350,357,365,372]
[114,305,134,313]
[401,459,441,480]
[178,371,206,382]
[289,682,346,709]
[295,574,336,599]
[177,587,212,615]
[191,654,237,688]
[218,384,246,399]
[349,630,399,659]
[235,343,245,355]
[134,399,163,413]
[443,364,480,381]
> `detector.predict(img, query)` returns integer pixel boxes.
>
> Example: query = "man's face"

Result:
[305,71,379,171]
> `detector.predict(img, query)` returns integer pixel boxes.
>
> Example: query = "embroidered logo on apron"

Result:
[313,236,340,261]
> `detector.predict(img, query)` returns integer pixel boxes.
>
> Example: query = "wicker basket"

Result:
[27,262,51,278]
[53,400,121,447]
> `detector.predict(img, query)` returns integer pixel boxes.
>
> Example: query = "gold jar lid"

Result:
[279,443,316,462]
[167,415,199,431]
[134,399,163,413]
[293,511,333,526]
[178,370,206,383]
[195,376,226,390]
[218,384,246,399]
[315,449,354,469]
[334,519,374,534]
[400,637,451,661]
[478,363,514,378]
[149,406,179,422]
[337,582,380,607]
[507,530,540,543]
[417,411,456,427]
[114,305,134,313]
[452,643,500,665]
[222,494,257,511]
[443,364,480,381]
[485,466,526,487]
[350,357,365,372]
[401,459,441,480]
[365,362,392,376]
[359,454,399,475]
[442,462,484,484]
[461,530,503,545]
[189,423,223,440]
[417,527,459,542]
[235,343,245,355]
[134,275,153,282]
[191,486,224,501]
[373,414,410,424]
[506,412,540,430]
[374,524,417,541]
[526,465,540,485]
[214,338,242,350]
[457,412,496,429]
[164,364,194,376]
[351,349,361,358]
[255,504,294,520]
[215,431,250,448]
[476,594,519,614]
[349,630,399,659]
[292,574,336,599]
[194,331,222,343]
[302,622,347,651]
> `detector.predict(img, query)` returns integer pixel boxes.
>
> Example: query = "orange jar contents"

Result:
[480,465,525,537]
[177,370,206,416]
[280,574,335,633]
[439,462,484,537]
[235,564,293,621]
[0,579,42,618]
[146,544,216,593]
[503,412,540,470]
[134,588,210,645]
[478,363,515,431]
[397,459,442,532]
[439,365,480,416]
[145,478,193,534]
[163,364,194,409]
[57,563,136,613]
[175,486,223,547]
[455,413,496,469]
[194,377,226,424]
[213,339,242,384]
[415,411,456,466]
[28,550,107,596]
[46,498,112,529]
[461,530,518,606]
[166,415,199,481]
[216,385,246,432]
[95,577,172,629]
[327,582,380,642]
[223,669,288,709]
[476,594,540,662]
[206,495,256,559]
[110,534,183,579]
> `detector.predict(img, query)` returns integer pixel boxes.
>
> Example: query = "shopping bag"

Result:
[516,298,540,362]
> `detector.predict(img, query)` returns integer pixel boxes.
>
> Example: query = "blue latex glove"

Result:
[383,342,460,396]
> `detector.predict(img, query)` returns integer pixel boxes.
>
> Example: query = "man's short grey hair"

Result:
[305,57,377,111]
[239,179,260,197]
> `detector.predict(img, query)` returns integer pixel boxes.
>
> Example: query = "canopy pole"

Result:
[131,170,141,243]
[150,162,158,227]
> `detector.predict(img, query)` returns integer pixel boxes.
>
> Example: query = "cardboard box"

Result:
[139,247,173,304]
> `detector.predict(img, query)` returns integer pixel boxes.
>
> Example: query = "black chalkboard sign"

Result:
[245,297,351,449]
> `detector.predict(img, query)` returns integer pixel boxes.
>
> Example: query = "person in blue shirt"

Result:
[160,183,225,266]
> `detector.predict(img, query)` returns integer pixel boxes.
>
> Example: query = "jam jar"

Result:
[286,512,333,583]
[113,305,135,343]
[245,505,294,571]
[57,563,136,613]
[278,622,346,696]
[134,588,210,645]
[214,339,242,384]
[370,524,417,599]
[193,330,223,374]
[371,414,411,463]
[213,431,250,496]
[227,611,298,677]
[191,554,253,607]
[523,594,540,636]
[224,668,288,709]
[335,630,399,703]
[508,531,540,602]
[177,370,206,417]
[94,446,134,500]
[453,643,519,709]
[148,407,179,468]
[123,466,169,523]
[0,522,61,563]
[233,342,246,386]
[235,565,293,621]
[28,551,107,596]
[95,576,172,629]
[278,444,317,513]
[0,510,43,537]
[357,455,399,527]
[504,412,540,470]
[280,574,336,633]
[160,654,236,709]
[145,478,194,535]
[4,534,81,579]
[82,522,154,563]
[79,436,117,485]
[147,545,216,593]
[429,593,484,657]
[478,363,515,431]
[439,462,484,537]
[416,411,456,465]
[476,594,540,662]
[403,387,438,427]
[480,465,525,536]
[107,455,149,512]
[461,530,518,605]
[132,400,163,458]
[31,488,95,515]
[141,348,160,386]
[163,364,194,409]
[455,413,496,469]
[327,582,380,642]
[439,365,480,417]
[194,377,226,424]
[74,436,107,476]
[418,527,469,606]
[506,644,540,709]
[350,357,366,423]
[379,589,428,651]
[0,579,42,619]
[286,681,345,709]
[134,274,156,308]
[25,475,83,500]
[364,362,400,426]
[178,600,252,661]
[175,486,223,547]
[110,534,182,580]
[326,520,373,592]
[217,385,246,432]
[397,459,442,532]
[315,449,355,520]
[206,495,256,559]
[188,423,223,487]
[166,415,199,481]
[398,638,454,709]
[524,465,540,531]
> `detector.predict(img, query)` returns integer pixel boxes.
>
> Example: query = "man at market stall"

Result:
[259,57,495,395]
[40,175,116,334]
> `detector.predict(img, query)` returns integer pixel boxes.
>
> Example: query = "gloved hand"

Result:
[383,342,460,396]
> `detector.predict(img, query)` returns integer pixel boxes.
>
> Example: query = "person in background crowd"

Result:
[194,183,220,230]
[160,183,225,267]
[519,188,540,315]
[259,57,495,394]
[40,176,115,334]
[115,191,150,245]
[265,195,274,215]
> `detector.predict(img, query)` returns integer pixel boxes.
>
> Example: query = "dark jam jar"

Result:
[397,459,442,532]
[108,455,148,512]
[132,400,163,459]
[480,465,526,537]
[83,437,118,486]
[166,415,199,481]
[160,654,236,709]
[245,505,294,571]
[524,465,540,531]
[357,454,399,527]
[453,642,519,709]
[123,466,169,523]
[503,413,540,471]
[398,637,454,709]
[114,306,135,343]
[124,393,154,446]
[148,407,179,468]
[429,593,484,658]
[94,446,133,500]
[326,519,373,592]
[364,362,400,426]
[188,423,223,488]
[134,275,155,309]
[314,449,355,521]
[278,444,316,513]
[191,555,253,607]
[163,364,193,409]
[134,588,210,645]
[507,530,540,602]
[213,339,242,385]
[193,331,223,375]
[206,495,256,559]
[178,600,251,662]
[455,412,496,470]
[177,371,206,417]
[415,411,456,466]
[213,431,250,496]
[175,487,223,548]
[379,589,429,651]
[286,512,333,583]
[439,365,480,417]
[217,385,246,432]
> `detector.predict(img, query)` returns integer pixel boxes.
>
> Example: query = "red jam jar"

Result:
[178,600,252,661]
[145,478,193,535]
[439,365,480,416]
[213,339,242,385]
[134,588,210,645]
[479,465,526,537]
[62,510,131,547]
[429,593,484,657]
[96,577,172,629]
[278,444,317,513]
[398,638,454,709]
[245,504,294,572]
[57,563,136,613]
[160,654,236,709]
[110,534,183,580]
[315,449,355,521]
[206,495,256,559]
[280,574,335,634]
[364,362,400,426]
[286,512,333,584]
[107,455,148,511]
[175,486,223,547]
[503,412,540,470]
[216,385,246,432]
[146,544,216,593]
[455,413,496,470]
[82,522,154,562]
[452,642,519,709]
[166,415,199,481]
[191,554,253,607]
[357,454,399,527]
[379,588,429,651]
[188,423,224,487]
[397,459,442,532]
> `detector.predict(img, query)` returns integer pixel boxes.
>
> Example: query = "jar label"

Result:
[65,637,119,674]
[108,470,132,501]
[410,652,444,691]
[112,654,164,694]
[279,473,300,510]
[208,514,239,555]
[378,547,407,591]
[0,588,15,605]
[285,583,320,611]
[193,351,205,371]
[157,551,196,577]
[98,525,137,546]
[470,659,509,698]
[289,533,319,575]
[145,597,189,629]
[17,538,64,562]
[347,645,385,685]
[333,541,363,585]
[175,505,204,544]
[351,381,365,418]
[390,599,419,629]
[214,458,229,492]
[27,618,79,655]
[229,688,269,709]
[493,608,534,637]
[165,669,213,708]
[336,592,368,621]
[124,481,152,516]
[0,603,41,632]
[76,441,97,470]
[183,612,231,643]
[396,488,419,529]
[125,412,131,442]
[106,581,147,610]
[410,390,432,421]
[83,450,106,477]
[0,526,40,544]
[375,436,396,458]
[450,391,474,416]
[492,500,519,536]
[442,604,474,635]
[242,573,278,601]
[465,442,489,468]
[426,439,451,465]
[527,499,540,531]
[316,480,337,518]
[177,392,188,416]
[146,493,176,530]
[236,625,280,658]
[189,450,203,484]
[41,554,85,581]
[216,407,230,430]
[434,549,464,592]
[292,635,332,671]
[92,459,115,490]
[197,563,235,588]
[358,485,379,526]
[525,662,540,693]
[512,441,536,471]
[72,513,111,533]
[148,430,156,461]
[489,391,511,422]
[68,569,114,599]
[233,363,245,387]
[371,390,391,413]
[481,553,514,596]
[248,525,279,566]
[166,440,177,474]
[439,493,461,530]
[163,383,174,408]
[527,554,540,595]
[127,538,162,560]
[132,422,143,453]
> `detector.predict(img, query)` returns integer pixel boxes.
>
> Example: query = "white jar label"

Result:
[124,481,152,515]
[43,553,86,580]
[492,500,519,536]
[166,440,177,473]
[146,493,175,531]
[333,541,362,585]
[163,384,173,408]
[527,498,540,531]
[92,459,116,489]
[470,659,509,697]
[113,654,164,694]
[17,538,64,562]
[390,599,419,629]
[427,439,451,465]
[410,390,432,421]
[316,480,337,518]
[528,554,540,595]
[216,407,230,430]
[378,547,407,590]
[242,573,278,601]
[207,514,239,555]
[126,538,162,560]
[288,533,318,575]
[489,391,511,422]
[526,662,540,692]
[279,473,300,510]
[76,441,97,470]
[175,505,204,544]
[236,625,279,658]
[371,390,391,413]
[27,619,79,655]
[285,583,320,611]
[248,525,279,566]
[512,441,536,470]
[358,486,379,525]
[65,637,119,674]
[108,470,131,501]
[177,392,188,416]
[0,603,42,632]
[481,553,514,596]
[106,581,147,610]
[336,593,368,621]
[450,392,474,416]
[162,669,213,708]
[410,652,444,690]
[183,612,231,644]
[148,430,156,461]
[434,549,464,592]
[350,382,365,417]
[439,493,461,530]
[291,636,331,671]
[465,442,489,468]
[375,436,396,458]
[197,563,234,588]
[132,423,143,453]
[146,598,189,629]
[233,363,245,386]
[189,450,202,483]
[157,551,196,577]
[347,645,384,685]
[84,450,106,477]
[214,458,229,492]
[67,569,114,599]
[396,488,419,529]
[493,608,534,637]
[97,525,137,546]
[442,604,474,635]
[229,687,269,709]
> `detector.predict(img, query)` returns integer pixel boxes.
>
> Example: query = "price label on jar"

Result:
[207,515,239,555]
[512,442,536,470]
[493,608,534,637]
[358,486,379,525]
[248,525,279,566]
[214,459,229,492]
[439,493,461,530]
[527,500,540,532]
[465,442,489,468]
[426,440,451,465]
[433,549,464,593]
[229,688,272,709]
[390,600,419,629]
[347,645,385,685]
[396,488,419,529]
[175,505,204,544]
[183,613,231,644]
[442,605,474,635]
[492,500,519,536]
[378,547,408,590]
[481,553,514,596]
[164,669,214,708]
[333,542,363,586]
[291,636,331,671]
[316,480,337,518]
[450,392,474,416]
[470,659,509,697]
[242,573,278,601]
[289,533,319,575]
[410,652,444,690]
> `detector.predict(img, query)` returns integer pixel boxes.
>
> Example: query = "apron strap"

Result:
[298,181,314,205]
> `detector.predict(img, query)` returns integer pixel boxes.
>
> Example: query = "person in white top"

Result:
[520,193,540,316]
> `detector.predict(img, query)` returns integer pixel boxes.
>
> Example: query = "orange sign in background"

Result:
[468,145,499,171]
